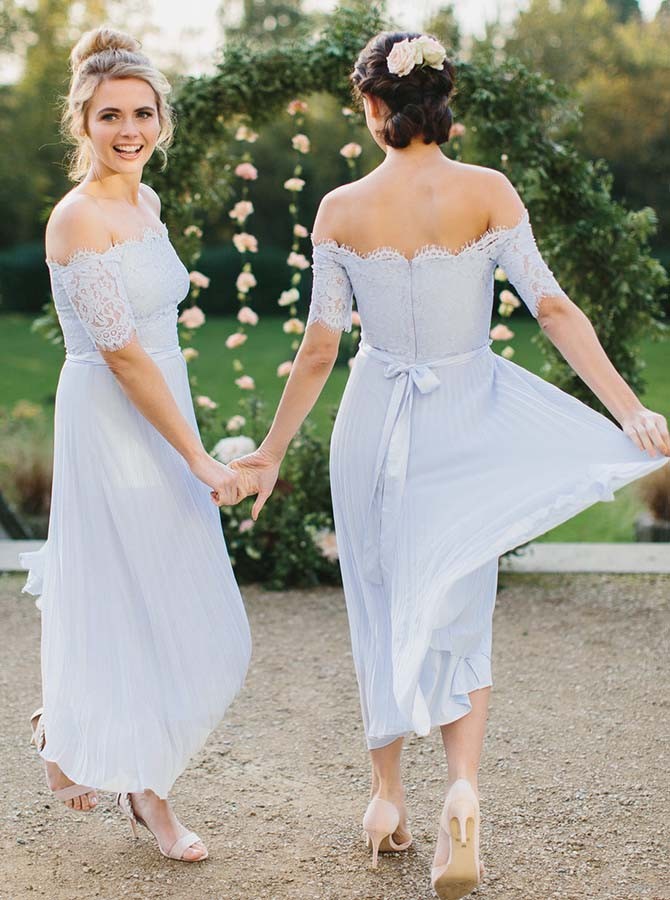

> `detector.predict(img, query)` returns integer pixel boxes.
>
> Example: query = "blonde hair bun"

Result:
[70,27,141,73]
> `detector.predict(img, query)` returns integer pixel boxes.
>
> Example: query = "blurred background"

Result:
[0,0,668,547]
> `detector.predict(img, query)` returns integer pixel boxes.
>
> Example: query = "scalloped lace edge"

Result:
[311,208,530,262]
[47,223,168,269]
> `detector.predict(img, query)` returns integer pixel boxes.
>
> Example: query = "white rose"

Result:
[414,36,446,70]
[386,39,418,77]
[211,435,256,464]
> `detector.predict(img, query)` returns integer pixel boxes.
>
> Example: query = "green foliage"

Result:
[454,53,668,408]
[152,2,667,417]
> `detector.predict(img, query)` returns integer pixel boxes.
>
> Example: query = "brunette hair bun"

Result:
[351,31,455,148]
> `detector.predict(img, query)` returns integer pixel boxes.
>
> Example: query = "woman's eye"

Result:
[101,114,117,121]
[138,111,153,119]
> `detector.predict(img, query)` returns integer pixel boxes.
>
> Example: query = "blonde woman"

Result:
[20,28,251,862]
[231,30,670,899]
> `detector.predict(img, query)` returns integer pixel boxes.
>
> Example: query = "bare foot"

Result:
[44,760,98,811]
[129,791,208,862]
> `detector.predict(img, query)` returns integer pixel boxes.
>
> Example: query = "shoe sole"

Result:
[432,817,479,899]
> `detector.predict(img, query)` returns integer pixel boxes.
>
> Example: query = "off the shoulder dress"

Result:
[20,225,251,797]
[307,209,669,750]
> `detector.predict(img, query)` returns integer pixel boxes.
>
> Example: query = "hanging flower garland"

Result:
[339,107,364,368]
[276,99,311,380]
[490,267,521,359]
[228,124,261,394]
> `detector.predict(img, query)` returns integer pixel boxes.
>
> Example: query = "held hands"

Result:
[620,407,670,458]
[228,446,282,520]
[189,453,245,507]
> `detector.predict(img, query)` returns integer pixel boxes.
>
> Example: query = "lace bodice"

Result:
[307,208,568,362]
[48,224,190,356]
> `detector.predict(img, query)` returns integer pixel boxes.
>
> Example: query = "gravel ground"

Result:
[0,570,668,900]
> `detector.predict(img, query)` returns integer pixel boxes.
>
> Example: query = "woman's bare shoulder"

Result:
[452,162,526,228]
[46,192,112,263]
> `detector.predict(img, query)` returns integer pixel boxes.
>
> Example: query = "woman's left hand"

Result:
[229,447,282,519]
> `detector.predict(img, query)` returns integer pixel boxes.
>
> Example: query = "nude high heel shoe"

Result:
[362,797,413,867]
[29,707,98,808]
[116,792,208,862]
[431,778,481,899]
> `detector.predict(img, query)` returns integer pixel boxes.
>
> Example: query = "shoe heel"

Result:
[454,810,470,847]
[366,830,385,868]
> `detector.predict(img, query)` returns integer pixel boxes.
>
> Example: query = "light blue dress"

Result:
[20,225,251,797]
[307,208,668,750]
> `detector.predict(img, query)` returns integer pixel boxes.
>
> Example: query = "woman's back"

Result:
[314,158,505,259]
[310,159,546,362]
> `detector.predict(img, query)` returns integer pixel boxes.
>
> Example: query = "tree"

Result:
[606,0,641,22]
[220,0,316,47]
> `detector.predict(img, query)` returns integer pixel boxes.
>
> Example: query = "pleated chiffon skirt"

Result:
[20,348,251,798]
[330,341,669,749]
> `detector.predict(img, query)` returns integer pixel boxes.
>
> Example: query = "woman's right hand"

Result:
[189,452,241,506]
[620,407,670,458]
[228,446,282,519]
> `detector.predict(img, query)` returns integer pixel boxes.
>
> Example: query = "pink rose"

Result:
[287,99,308,116]
[229,200,254,224]
[277,360,293,377]
[225,332,248,349]
[499,290,520,308]
[283,318,305,335]
[235,125,258,142]
[227,415,246,431]
[292,133,311,154]
[494,266,507,282]
[234,162,258,180]
[351,310,361,327]
[312,528,338,562]
[236,271,257,294]
[490,324,515,341]
[184,225,202,238]
[501,346,515,359]
[341,106,354,117]
[189,270,210,289]
[293,223,308,238]
[284,177,305,192]
[182,347,199,362]
[178,305,205,328]
[233,232,258,254]
[449,122,466,139]
[287,251,309,270]
[278,288,299,307]
[237,306,259,326]
[238,518,255,533]
[235,375,255,390]
[195,395,217,410]
[340,142,362,159]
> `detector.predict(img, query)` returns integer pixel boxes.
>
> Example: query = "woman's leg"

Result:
[439,685,491,793]
[368,737,411,842]
[433,686,491,876]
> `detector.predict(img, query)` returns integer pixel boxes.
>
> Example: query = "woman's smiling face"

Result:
[85,77,161,175]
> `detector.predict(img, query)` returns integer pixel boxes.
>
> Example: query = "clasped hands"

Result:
[190,447,281,520]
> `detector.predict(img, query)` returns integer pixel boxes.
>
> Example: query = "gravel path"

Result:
[0,570,668,900]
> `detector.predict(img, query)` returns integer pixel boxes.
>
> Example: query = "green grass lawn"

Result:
[1,312,667,542]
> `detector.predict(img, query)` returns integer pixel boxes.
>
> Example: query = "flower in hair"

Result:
[386,35,446,78]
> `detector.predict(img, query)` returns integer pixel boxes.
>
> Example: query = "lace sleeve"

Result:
[494,212,569,318]
[307,243,354,334]
[56,254,136,350]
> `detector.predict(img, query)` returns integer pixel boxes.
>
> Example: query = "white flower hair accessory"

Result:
[386,35,447,78]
